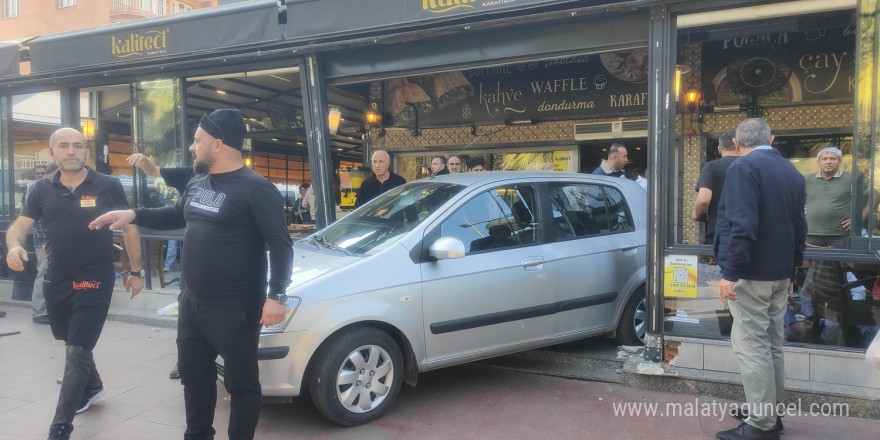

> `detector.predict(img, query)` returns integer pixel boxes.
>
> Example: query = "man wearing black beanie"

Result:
[90,108,293,440]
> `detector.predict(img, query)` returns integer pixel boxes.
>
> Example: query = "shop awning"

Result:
[28,0,282,73]
[0,42,20,78]
[287,0,626,40]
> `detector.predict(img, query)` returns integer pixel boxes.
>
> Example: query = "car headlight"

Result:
[261,296,301,334]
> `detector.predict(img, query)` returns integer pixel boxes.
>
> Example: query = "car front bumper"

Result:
[216,330,323,397]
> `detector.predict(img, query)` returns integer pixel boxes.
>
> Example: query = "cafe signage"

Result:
[383,50,649,127]
[29,3,279,73]
[111,29,169,59]
[701,23,855,105]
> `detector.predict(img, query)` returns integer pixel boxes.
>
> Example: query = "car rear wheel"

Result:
[616,286,646,346]
[309,327,404,426]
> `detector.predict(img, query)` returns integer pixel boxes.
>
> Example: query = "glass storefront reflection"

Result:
[667,257,880,350]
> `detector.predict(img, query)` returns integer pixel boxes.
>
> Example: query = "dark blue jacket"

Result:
[714,148,806,281]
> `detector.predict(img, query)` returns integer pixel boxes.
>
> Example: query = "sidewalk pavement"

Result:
[3,305,880,440]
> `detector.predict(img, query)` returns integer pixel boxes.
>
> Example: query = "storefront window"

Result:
[9,92,61,217]
[132,78,183,208]
[669,5,880,350]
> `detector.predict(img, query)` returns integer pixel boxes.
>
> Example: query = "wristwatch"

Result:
[267,293,288,305]
[129,269,145,278]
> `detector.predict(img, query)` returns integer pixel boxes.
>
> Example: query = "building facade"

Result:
[1,0,879,409]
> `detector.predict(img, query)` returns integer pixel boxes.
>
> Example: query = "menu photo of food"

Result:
[385,72,475,126]
[599,48,650,84]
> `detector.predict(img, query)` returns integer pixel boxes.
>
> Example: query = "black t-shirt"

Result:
[134,167,293,306]
[22,167,130,278]
[160,167,196,194]
[695,155,738,243]
[354,172,407,208]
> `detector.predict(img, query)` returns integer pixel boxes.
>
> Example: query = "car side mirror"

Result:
[429,237,466,260]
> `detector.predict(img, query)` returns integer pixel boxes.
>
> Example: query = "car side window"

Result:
[439,185,540,255]
[548,183,634,239]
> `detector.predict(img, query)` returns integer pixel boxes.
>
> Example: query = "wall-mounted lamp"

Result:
[685,90,699,112]
[328,106,342,135]
[405,102,421,137]
[365,109,381,126]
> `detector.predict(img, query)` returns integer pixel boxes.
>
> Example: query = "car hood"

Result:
[288,240,363,290]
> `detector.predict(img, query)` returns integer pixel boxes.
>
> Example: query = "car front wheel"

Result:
[616,286,646,346]
[309,327,404,426]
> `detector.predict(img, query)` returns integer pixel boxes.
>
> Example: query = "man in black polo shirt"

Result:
[90,109,293,440]
[354,149,407,208]
[6,127,144,440]
[691,131,739,244]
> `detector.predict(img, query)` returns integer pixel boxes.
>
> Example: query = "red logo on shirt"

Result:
[72,280,102,290]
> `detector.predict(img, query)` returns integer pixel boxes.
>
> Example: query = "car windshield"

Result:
[317,181,464,256]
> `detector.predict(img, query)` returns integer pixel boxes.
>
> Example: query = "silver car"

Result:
[224,172,647,426]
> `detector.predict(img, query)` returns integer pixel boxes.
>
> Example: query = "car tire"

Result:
[616,286,646,346]
[309,327,404,426]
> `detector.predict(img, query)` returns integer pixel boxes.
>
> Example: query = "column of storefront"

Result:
[645,3,674,363]
[302,56,336,228]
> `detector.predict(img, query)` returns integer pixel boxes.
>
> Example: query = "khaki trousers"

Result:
[728,278,789,431]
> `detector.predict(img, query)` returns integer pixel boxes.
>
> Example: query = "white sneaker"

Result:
[76,387,106,414]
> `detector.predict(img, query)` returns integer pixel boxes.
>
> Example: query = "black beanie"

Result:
[199,108,246,150]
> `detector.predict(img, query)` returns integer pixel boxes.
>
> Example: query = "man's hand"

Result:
[261,299,287,327]
[126,274,145,298]
[127,154,161,177]
[5,246,28,272]
[719,278,737,304]
[89,210,136,231]
[841,218,852,232]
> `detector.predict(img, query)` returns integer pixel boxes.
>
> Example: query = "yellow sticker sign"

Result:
[664,255,698,298]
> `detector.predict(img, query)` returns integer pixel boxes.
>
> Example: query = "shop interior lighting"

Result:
[505,118,539,126]
[328,106,342,135]
[80,118,96,141]
[677,0,855,28]
[675,65,690,101]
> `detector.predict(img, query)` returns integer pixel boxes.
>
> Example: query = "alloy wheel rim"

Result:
[335,344,395,413]
[634,297,646,343]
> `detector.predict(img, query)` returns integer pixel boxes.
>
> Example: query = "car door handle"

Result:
[521,257,544,271]
[619,241,639,255]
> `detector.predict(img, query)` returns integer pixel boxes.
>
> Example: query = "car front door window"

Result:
[439,185,539,254]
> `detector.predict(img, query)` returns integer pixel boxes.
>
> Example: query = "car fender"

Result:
[613,257,648,323]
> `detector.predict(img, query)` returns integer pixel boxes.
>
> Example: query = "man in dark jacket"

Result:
[714,118,806,440]
[354,150,406,208]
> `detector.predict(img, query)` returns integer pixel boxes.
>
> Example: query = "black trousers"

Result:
[43,273,113,431]
[44,273,114,350]
[177,291,263,440]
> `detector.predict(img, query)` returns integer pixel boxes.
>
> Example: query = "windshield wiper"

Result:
[311,235,355,256]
